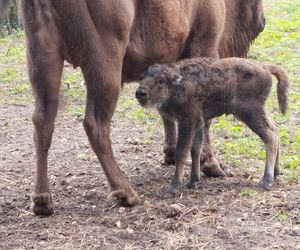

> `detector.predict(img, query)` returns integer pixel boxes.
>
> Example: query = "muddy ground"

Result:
[0,89,299,249]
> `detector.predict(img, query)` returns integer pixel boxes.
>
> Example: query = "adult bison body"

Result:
[19,0,265,215]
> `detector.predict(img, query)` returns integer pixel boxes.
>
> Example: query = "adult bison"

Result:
[18,0,265,215]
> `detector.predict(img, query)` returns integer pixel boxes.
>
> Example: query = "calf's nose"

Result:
[135,88,149,101]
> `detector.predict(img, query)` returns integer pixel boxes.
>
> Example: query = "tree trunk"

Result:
[1,0,22,35]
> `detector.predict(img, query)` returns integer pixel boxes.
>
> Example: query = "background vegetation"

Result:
[0,0,21,35]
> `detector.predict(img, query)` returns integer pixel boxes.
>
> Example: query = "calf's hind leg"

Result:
[236,107,279,190]
[274,142,281,179]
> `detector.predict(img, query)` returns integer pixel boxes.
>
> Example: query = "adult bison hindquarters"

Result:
[20,0,264,215]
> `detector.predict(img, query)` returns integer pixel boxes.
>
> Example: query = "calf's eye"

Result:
[157,79,165,86]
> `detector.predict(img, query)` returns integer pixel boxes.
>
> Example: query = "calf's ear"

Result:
[147,64,163,76]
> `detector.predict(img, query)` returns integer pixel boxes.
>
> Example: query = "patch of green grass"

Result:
[240,188,261,198]
[10,81,29,95]
[277,210,289,223]
[0,31,30,104]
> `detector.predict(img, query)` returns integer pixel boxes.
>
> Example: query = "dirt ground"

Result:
[0,93,299,250]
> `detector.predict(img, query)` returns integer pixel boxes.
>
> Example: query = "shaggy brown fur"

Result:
[136,58,289,195]
[19,0,265,215]
[219,0,265,57]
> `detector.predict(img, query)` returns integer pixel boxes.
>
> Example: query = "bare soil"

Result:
[0,97,299,249]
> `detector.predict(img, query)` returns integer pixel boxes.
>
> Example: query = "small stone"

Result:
[170,204,182,213]
[84,190,97,200]
[60,179,68,185]
[132,139,139,145]
[78,153,89,161]
[116,220,122,228]
[118,207,126,213]
[292,226,300,235]
[126,227,134,234]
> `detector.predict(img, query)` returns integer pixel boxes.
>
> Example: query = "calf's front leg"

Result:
[160,111,177,165]
[187,119,204,188]
[166,118,194,196]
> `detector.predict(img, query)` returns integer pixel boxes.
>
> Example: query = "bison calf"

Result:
[136,57,289,195]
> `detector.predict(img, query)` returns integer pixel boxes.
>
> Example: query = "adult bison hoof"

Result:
[201,161,226,177]
[30,192,54,216]
[109,188,140,207]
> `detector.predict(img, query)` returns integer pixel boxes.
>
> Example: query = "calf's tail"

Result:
[264,64,289,114]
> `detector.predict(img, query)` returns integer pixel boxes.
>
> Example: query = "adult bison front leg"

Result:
[29,51,63,216]
[81,47,139,207]
[21,1,64,215]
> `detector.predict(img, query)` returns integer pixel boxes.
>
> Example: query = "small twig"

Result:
[101,202,118,212]
[178,206,198,220]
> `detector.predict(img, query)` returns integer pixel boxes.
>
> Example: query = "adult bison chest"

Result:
[123,1,194,81]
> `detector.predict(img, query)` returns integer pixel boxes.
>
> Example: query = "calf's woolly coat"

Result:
[136,57,289,194]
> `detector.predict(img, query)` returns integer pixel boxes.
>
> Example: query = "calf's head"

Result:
[136,64,182,108]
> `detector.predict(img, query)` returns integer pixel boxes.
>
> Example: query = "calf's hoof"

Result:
[201,162,226,177]
[274,169,281,180]
[186,175,201,189]
[31,192,54,216]
[260,176,274,191]
[163,187,178,199]
[186,180,199,189]
[163,181,182,198]
[109,187,140,207]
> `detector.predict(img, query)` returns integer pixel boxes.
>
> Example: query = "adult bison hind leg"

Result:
[200,120,226,177]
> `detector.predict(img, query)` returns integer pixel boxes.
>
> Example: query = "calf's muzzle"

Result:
[135,87,149,104]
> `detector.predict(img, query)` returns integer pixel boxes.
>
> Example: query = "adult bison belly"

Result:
[122,0,198,82]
